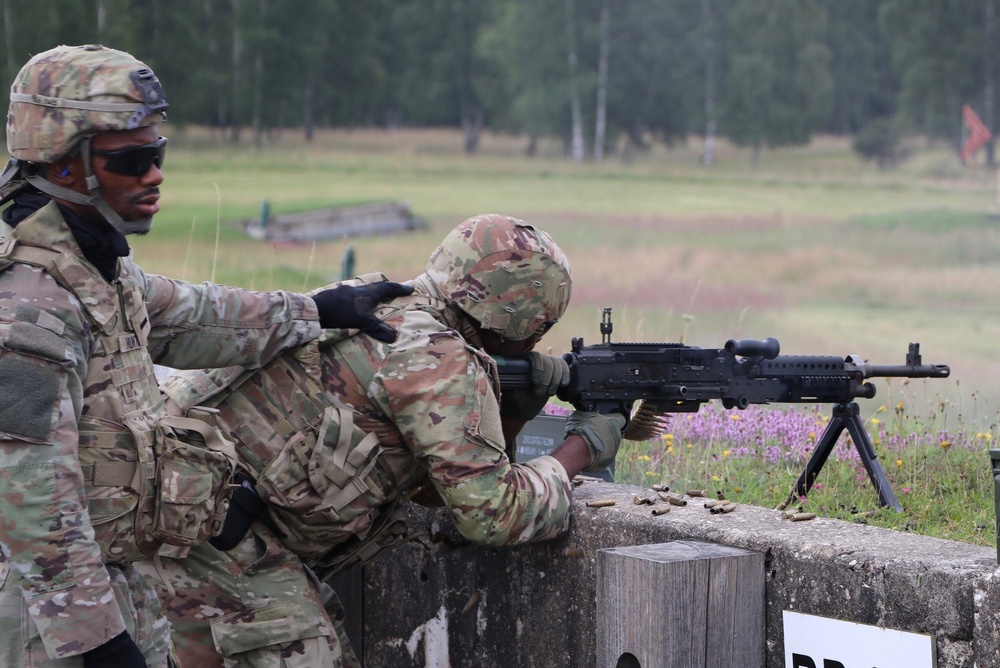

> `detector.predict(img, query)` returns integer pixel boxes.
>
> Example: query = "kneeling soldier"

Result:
[147,214,626,667]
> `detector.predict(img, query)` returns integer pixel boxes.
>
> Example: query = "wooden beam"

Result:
[597,540,764,668]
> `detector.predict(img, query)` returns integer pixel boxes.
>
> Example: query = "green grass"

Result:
[612,402,997,547]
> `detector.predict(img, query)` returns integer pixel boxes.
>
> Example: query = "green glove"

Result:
[500,352,570,422]
[565,411,627,472]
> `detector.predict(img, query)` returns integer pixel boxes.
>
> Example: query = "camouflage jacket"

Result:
[339,275,573,546]
[0,201,321,658]
[163,274,573,564]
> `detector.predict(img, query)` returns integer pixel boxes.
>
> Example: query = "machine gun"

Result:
[496,308,951,511]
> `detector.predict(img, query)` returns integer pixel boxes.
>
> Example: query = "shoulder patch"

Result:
[14,305,65,336]
[0,354,61,442]
[4,320,74,367]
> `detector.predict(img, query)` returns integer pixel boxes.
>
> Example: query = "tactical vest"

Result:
[161,275,434,579]
[0,228,235,563]
[171,336,405,580]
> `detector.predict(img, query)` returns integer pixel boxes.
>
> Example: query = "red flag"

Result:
[961,104,992,162]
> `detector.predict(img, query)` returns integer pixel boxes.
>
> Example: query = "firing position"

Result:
[149,213,627,667]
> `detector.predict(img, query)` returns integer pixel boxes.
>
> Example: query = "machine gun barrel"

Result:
[853,363,951,378]
[847,343,950,379]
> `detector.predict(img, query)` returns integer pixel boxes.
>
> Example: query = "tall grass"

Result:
[547,396,998,547]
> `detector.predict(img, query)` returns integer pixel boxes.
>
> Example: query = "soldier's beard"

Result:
[118,218,153,235]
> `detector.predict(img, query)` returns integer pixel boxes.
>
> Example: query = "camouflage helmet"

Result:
[7,44,168,163]
[426,214,572,341]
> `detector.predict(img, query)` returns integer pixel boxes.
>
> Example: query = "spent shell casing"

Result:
[686,489,707,497]
[715,490,727,501]
[633,494,657,506]
[562,546,586,558]
[651,484,670,492]
[586,499,617,508]
[462,591,481,614]
[660,493,687,506]
[651,506,672,516]
[710,502,737,514]
[790,512,816,522]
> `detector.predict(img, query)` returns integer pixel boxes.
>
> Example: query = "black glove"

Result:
[82,631,147,668]
[500,352,570,422]
[311,282,414,343]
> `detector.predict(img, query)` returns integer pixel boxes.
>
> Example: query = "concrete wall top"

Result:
[361,478,1000,667]
[569,478,996,572]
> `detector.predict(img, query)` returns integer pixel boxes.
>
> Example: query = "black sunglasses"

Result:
[90,136,167,176]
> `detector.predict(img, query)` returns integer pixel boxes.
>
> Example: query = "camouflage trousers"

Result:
[0,559,174,667]
[140,520,360,668]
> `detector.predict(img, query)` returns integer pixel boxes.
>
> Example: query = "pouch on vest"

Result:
[151,408,238,547]
[254,404,393,561]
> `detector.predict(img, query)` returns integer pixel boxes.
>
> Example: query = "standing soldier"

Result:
[152,213,627,667]
[0,44,410,668]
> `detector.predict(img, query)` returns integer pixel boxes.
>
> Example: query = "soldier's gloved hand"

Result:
[311,282,414,343]
[565,411,627,472]
[82,630,147,668]
[500,352,570,422]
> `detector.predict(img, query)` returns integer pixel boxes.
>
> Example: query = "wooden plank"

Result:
[596,540,764,668]
[244,201,425,242]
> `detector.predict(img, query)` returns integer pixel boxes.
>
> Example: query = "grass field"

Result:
[105,125,1000,545]
[137,126,1000,421]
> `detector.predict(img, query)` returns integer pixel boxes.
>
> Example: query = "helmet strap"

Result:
[454,308,487,349]
[0,159,29,206]
[24,137,153,236]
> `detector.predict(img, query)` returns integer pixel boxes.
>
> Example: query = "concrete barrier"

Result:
[349,479,999,667]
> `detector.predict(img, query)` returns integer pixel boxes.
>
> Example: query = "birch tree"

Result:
[565,0,585,161]
[593,0,610,162]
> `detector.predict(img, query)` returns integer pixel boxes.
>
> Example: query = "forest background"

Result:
[1,0,994,165]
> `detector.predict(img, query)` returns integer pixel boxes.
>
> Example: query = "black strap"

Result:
[209,470,264,551]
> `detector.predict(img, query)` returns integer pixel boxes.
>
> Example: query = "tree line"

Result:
[1,0,995,164]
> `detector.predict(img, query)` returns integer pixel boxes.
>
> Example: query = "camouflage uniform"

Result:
[0,199,320,666]
[152,216,575,668]
[146,519,349,668]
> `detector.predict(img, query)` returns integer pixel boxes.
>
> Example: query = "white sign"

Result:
[783,610,936,668]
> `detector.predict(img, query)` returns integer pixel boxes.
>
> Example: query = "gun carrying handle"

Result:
[724,337,780,360]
